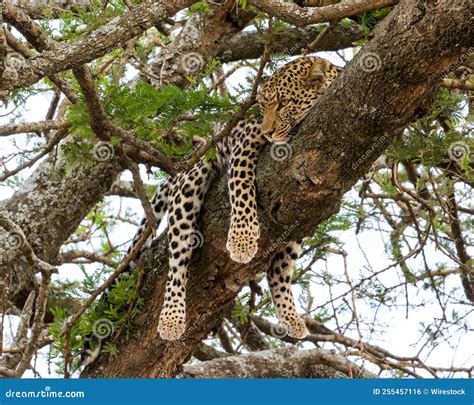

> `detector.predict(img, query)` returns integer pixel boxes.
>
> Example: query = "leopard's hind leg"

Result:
[266,240,308,339]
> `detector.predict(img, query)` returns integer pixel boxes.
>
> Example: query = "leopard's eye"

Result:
[279,99,290,107]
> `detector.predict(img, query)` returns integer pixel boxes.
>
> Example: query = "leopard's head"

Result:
[257,56,339,142]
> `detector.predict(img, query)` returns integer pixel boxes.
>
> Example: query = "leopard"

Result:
[81,56,340,366]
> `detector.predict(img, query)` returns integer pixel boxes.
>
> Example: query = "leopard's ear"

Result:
[305,59,328,86]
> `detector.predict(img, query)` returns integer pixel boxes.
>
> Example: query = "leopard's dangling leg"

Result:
[266,240,308,339]
[226,120,266,263]
[158,160,213,340]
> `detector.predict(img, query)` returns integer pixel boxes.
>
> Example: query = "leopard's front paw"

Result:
[226,222,259,264]
[158,311,186,341]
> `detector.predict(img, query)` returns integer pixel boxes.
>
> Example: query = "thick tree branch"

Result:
[105,180,139,199]
[0,27,77,103]
[7,0,92,20]
[0,118,68,137]
[3,3,55,51]
[0,291,35,372]
[0,213,55,376]
[0,154,124,311]
[59,249,116,266]
[192,343,230,362]
[0,10,7,83]
[179,348,377,378]
[446,191,473,301]
[2,26,78,103]
[250,0,398,27]
[0,212,57,277]
[149,1,255,87]
[217,22,364,63]
[251,316,442,377]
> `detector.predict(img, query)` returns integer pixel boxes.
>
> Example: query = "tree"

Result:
[0,0,472,379]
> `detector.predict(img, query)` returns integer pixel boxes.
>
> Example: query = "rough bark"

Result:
[217,22,364,63]
[7,0,92,20]
[179,348,377,378]
[192,343,230,362]
[1,0,201,315]
[82,0,474,378]
[250,0,399,27]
